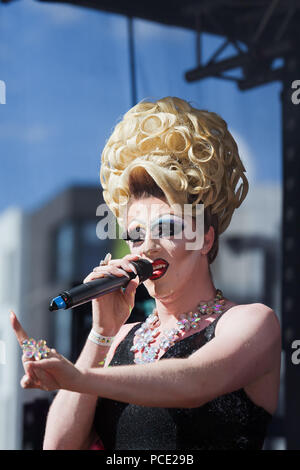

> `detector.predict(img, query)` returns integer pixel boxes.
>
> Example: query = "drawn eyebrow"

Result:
[150,214,183,229]
[128,213,181,227]
[123,214,185,241]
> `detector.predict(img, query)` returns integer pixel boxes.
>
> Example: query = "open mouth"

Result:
[149,258,169,280]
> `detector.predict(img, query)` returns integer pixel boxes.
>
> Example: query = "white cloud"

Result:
[0,45,9,61]
[0,123,51,142]
[230,130,256,187]
[45,5,84,25]
[23,0,84,25]
[110,15,189,43]
[135,18,188,42]
[25,123,50,142]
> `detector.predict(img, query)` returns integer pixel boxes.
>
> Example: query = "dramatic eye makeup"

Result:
[122,215,185,244]
[124,224,146,242]
[150,215,185,239]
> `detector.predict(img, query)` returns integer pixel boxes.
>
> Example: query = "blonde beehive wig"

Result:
[100,96,249,263]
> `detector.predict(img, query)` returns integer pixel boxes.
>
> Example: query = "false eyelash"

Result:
[152,220,185,236]
[121,231,145,242]
[122,220,185,241]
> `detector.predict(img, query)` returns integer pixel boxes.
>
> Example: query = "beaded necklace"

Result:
[131,289,226,364]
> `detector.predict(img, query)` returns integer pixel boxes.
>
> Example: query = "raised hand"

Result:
[10,311,82,392]
[84,253,142,335]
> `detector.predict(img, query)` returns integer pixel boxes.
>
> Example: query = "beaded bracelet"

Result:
[88,328,115,347]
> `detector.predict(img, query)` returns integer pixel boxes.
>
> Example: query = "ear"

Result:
[201,225,215,255]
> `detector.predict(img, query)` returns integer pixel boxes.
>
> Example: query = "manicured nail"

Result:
[117,268,130,278]
[129,263,137,274]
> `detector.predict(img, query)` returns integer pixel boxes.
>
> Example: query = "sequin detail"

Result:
[94,309,273,450]
[131,289,225,364]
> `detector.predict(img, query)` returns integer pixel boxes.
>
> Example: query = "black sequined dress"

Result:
[93,311,273,450]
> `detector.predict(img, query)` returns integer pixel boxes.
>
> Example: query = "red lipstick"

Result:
[150,258,169,280]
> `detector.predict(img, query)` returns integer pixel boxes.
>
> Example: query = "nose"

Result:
[141,233,160,258]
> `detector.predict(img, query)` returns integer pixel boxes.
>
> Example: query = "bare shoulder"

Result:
[216,302,281,344]
[103,321,140,367]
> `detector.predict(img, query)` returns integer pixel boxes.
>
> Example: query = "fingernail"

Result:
[129,263,137,274]
[23,376,29,386]
[117,268,130,278]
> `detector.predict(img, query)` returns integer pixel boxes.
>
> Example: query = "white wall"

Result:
[0,208,25,449]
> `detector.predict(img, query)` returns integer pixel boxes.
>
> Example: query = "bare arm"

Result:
[42,253,140,449]
[12,253,140,450]
[46,305,281,409]
[43,324,130,450]
[43,339,107,450]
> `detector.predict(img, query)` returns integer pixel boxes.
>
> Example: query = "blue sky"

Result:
[0,0,282,215]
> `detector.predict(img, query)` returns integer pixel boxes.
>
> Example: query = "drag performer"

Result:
[11,96,281,450]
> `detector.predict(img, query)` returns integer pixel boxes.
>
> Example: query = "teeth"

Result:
[154,264,167,270]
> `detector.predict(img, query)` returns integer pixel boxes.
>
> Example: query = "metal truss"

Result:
[185,0,298,90]
[185,0,300,450]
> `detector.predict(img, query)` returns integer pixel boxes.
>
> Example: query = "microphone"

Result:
[48,258,153,311]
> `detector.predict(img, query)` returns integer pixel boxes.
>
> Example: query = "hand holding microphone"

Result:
[49,254,153,336]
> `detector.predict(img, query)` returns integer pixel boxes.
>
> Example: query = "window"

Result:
[53,222,75,283]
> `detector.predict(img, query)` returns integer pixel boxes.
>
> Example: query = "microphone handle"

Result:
[60,271,135,309]
[49,259,153,311]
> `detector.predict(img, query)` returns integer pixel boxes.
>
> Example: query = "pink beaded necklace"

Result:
[131,289,226,364]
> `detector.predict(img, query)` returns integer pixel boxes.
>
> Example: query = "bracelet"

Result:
[88,328,115,347]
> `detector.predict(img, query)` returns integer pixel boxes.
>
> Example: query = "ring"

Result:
[22,338,50,360]
[100,252,112,266]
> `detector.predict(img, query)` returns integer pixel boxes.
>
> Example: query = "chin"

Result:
[145,280,173,299]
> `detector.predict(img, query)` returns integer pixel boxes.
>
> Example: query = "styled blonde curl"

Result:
[100,96,249,260]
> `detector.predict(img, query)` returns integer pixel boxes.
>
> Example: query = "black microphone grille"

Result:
[131,258,153,282]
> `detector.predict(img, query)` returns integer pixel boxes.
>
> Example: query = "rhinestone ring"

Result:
[21,338,51,361]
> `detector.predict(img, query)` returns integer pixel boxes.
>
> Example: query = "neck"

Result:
[154,272,217,327]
